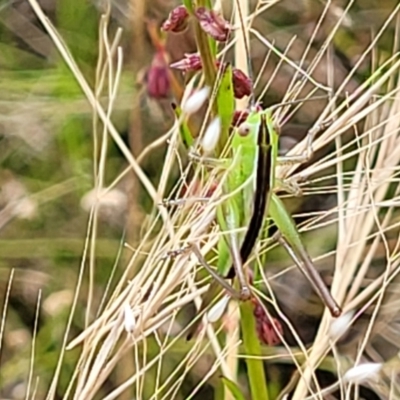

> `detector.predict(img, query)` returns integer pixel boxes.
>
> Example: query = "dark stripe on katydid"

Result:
[226,114,272,279]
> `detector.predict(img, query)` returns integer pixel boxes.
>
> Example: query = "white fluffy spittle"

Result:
[207,295,230,323]
[123,303,136,333]
[80,188,127,212]
[343,363,382,384]
[201,117,221,153]
[329,311,354,339]
[12,197,37,220]
[182,87,210,115]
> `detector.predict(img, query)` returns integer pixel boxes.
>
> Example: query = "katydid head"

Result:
[229,111,262,155]
[237,121,252,137]
[235,110,262,140]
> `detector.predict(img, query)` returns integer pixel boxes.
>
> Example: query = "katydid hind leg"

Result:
[190,244,241,300]
[276,233,341,317]
[227,233,252,300]
[270,194,341,317]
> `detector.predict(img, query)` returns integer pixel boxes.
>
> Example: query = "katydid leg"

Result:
[189,243,242,300]
[180,243,240,340]
[276,233,341,317]
[269,194,341,317]
[225,231,252,300]
[276,117,333,165]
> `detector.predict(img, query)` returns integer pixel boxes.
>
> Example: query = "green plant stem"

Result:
[194,23,216,88]
[193,0,216,89]
[239,300,270,400]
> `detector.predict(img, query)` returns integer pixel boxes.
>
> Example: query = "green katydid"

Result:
[175,101,341,339]
[222,107,341,320]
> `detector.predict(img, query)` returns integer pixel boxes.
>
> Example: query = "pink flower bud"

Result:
[170,53,203,72]
[162,5,190,33]
[194,7,233,42]
[146,51,170,99]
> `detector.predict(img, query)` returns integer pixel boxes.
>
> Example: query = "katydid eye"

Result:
[238,122,251,136]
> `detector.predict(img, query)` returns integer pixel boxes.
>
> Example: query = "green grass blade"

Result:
[221,376,246,400]
[172,103,194,149]
[215,64,234,153]
[240,300,270,400]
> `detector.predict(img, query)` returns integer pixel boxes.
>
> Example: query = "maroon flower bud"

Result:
[204,180,219,198]
[251,297,283,346]
[195,7,233,42]
[214,61,252,99]
[171,56,252,99]
[232,68,252,99]
[231,104,263,127]
[170,53,203,72]
[162,5,190,33]
[146,51,170,99]
[232,110,250,127]
[258,318,283,346]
